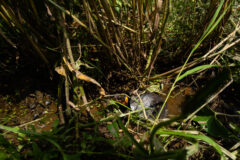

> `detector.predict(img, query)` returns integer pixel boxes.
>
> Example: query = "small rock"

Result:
[45,100,51,106]
[33,113,39,120]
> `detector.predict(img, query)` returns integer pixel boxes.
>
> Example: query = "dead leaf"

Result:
[76,71,99,84]
[55,66,66,77]
[76,71,92,82]
[99,88,106,95]
[62,56,106,94]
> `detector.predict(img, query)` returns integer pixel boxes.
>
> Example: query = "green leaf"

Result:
[0,134,21,159]
[107,121,119,138]
[0,151,9,160]
[182,69,231,114]
[202,0,225,36]
[177,65,218,82]
[52,119,59,130]
[0,124,67,160]
[117,117,148,156]
[0,125,21,134]
[194,107,239,140]
[154,129,227,159]
[229,122,240,133]
[152,136,164,154]
[206,116,231,138]
[148,149,187,160]
[32,142,42,159]
[147,84,161,93]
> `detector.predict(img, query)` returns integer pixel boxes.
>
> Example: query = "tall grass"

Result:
[0,0,239,159]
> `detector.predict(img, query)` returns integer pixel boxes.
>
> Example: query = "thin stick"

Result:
[184,78,233,122]
[68,101,80,111]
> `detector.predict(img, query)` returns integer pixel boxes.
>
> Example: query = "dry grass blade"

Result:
[83,0,100,38]
[204,20,240,58]
[29,0,40,23]
[145,0,169,78]
[0,1,50,66]
[48,0,110,49]
[0,27,16,49]
[100,0,129,61]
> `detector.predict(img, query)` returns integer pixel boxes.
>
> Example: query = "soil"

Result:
[0,91,58,131]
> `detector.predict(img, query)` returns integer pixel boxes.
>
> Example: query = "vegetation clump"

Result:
[0,0,239,159]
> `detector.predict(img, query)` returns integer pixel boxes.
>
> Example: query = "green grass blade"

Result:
[117,117,148,157]
[176,65,219,82]
[0,124,67,159]
[155,129,236,160]
[202,0,225,36]
[152,0,231,127]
